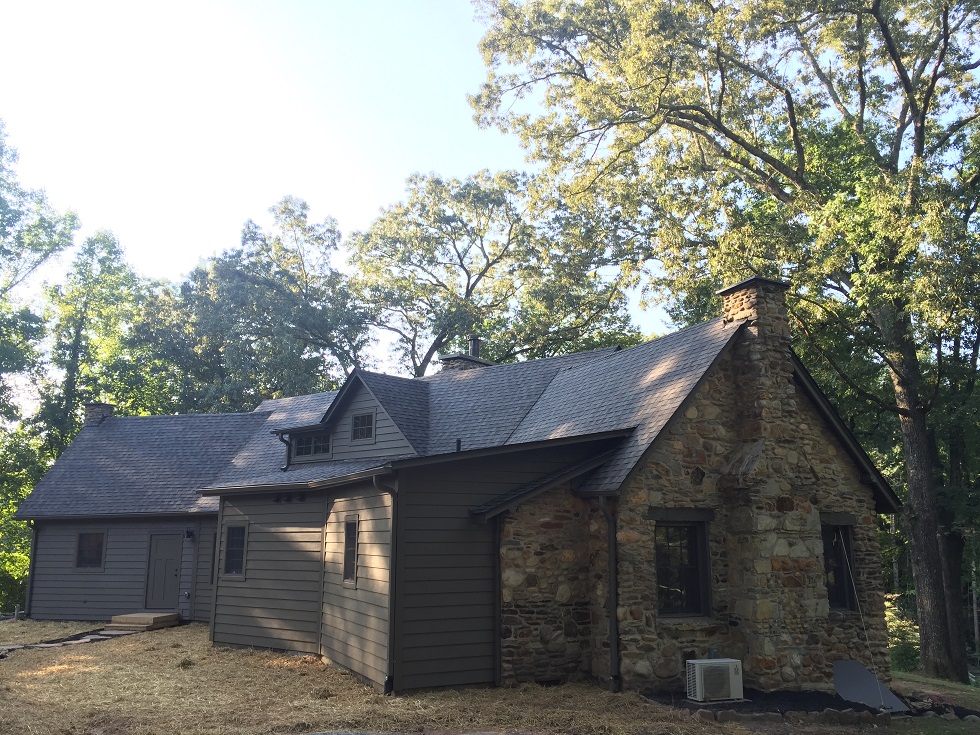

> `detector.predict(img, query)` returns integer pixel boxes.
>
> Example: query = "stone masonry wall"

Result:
[600,279,889,692]
[500,484,592,684]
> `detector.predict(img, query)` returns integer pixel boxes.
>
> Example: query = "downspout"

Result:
[598,496,621,692]
[374,474,398,695]
[209,497,226,642]
[277,433,291,470]
[24,521,37,618]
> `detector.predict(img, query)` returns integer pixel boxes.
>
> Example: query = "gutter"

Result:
[200,467,395,497]
[598,496,621,692]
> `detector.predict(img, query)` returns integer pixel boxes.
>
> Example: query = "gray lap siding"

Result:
[28,517,214,622]
[212,496,325,654]
[392,445,602,691]
[211,485,393,690]
[321,489,392,689]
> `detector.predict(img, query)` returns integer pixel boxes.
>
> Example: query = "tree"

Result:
[0,121,78,418]
[33,232,143,458]
[475,0,980,680]
[209,197,373,392]
[0,428,44,611]
[351,170,639,376]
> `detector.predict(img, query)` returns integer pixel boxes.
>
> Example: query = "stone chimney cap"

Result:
[715,276,790,298]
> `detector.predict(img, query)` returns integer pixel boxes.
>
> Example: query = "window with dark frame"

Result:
[351,413,374,441]
[224,525,246,576]
[343,517,358,583]
[822,525,856,610]
[76,532,105,568]
[293,431,330,459]
[655,522,709,615]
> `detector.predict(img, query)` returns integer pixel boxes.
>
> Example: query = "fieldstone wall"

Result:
[499,484,592,684]
[598,278,889,692]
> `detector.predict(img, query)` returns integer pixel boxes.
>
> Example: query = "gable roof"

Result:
[508,317,744,494]
[16,412,269,519]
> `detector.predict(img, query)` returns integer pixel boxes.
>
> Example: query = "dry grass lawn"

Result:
[0,618,100,645]
[3,622,978,735]
[0,623,728,735]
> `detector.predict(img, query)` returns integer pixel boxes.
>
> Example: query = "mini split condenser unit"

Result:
[686,658,744,702]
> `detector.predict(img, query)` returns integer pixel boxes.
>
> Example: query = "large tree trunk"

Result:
[883,310,969,682]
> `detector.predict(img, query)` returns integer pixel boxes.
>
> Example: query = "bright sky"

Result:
[2,0,666,334]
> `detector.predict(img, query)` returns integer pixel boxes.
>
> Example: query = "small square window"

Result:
[224,525,246,576]
[343,517,358,584]
[76,532,105,569]
[655,522,709,615]
[351,413,374,442]
[822,525,856,610]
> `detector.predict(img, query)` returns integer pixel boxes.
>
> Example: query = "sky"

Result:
[1,0,666,334]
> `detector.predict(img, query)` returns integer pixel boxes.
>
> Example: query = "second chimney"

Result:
[84,402,116,426]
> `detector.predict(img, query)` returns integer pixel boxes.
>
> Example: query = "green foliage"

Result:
[351,171,639,376]
[0,429,44,612]
[32,232,144,457]
[0,120,78,419]
[885,594,921,672]
[475,0,980,681]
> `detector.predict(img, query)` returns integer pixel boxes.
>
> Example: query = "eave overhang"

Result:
[200,466,395,497]
[470,447,621,523]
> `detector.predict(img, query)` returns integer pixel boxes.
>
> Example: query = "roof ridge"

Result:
[419,344,621,382]
[96,411,267,421]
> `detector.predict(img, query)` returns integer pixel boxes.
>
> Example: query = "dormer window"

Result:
[292,431,330,461]
[351,412,374,443]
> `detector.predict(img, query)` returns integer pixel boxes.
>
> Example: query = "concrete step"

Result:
[105,612,179,632]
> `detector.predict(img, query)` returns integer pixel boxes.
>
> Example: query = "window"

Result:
[292,431,330,460]
[822,525,856,610]
[351,412,374,442]
[655,523,709,615]
[343,516,358,584]
[224,525,246,576]
[76,532,105,569]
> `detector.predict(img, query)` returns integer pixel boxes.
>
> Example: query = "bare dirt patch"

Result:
[0,624,726,735]
[0,618,99,645]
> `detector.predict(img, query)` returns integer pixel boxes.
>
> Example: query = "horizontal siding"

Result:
[329,388,412,460]
[29,518,206,621]
[212,496,325,655]
[321,488,392,690]
[394,444,598,690]
[193,522,216,622]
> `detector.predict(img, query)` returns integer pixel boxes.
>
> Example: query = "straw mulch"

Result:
[0,623,738,735]
[0,618,100,645]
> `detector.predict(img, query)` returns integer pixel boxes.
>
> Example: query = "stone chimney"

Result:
[84,402,116,426]
[716,276,794,436]
[438,334,495,371]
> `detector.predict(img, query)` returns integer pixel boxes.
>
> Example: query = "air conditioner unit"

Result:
[686,658,744,702]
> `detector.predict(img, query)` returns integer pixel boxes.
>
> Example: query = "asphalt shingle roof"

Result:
[507,317,743,494]
[207,391,338,490]
[22,320,745,512]
[419,347,620,455]
[16,413,269,519]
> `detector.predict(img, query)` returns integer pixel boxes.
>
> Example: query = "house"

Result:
[16,277,899,694]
